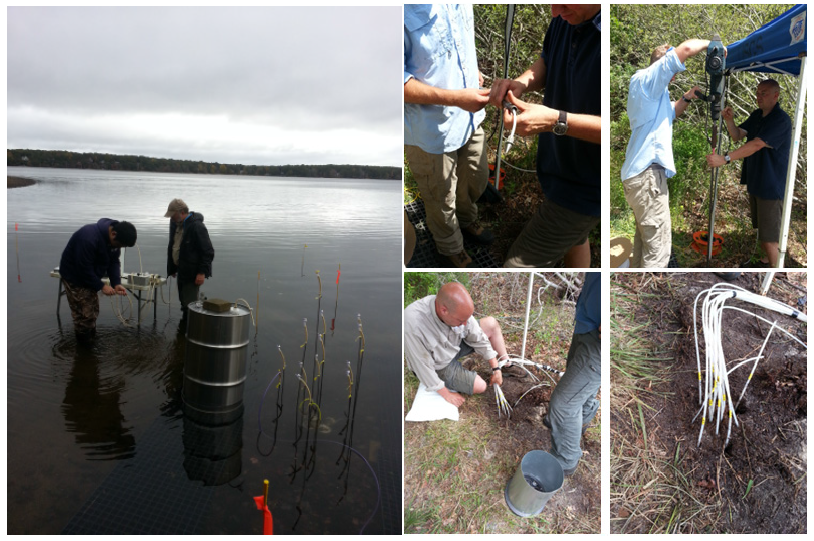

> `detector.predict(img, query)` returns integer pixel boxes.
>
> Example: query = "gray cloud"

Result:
[8,7,403,166]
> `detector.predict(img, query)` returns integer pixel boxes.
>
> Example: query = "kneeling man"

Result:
[405,282,508,407]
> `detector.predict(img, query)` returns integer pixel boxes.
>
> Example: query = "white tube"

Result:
[693,284,803,447]
[520,272,534,362]
[734,322,777,408]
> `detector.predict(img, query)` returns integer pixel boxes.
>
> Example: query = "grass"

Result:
[610,273,720,534]
[404,273,600,534]
[610,174,808,268]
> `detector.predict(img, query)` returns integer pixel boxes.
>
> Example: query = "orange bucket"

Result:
[488,164,506,190]
[691,231,723,256]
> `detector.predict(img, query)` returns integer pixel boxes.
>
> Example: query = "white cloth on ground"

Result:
[405,382,459,422]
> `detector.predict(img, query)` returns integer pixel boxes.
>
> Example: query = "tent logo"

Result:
[789,12,805,45]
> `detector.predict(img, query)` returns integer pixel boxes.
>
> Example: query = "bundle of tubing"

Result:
[494,383,512,419]
[491,353,565,417]
[257,370,380,534]
[498,354,563,383]
[692,283,807,447]
[113,245,177,323]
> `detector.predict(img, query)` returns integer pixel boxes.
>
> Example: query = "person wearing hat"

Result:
[165,199,214,317]
[59,218,137,340]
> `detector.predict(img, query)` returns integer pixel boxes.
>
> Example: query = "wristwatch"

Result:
[553,110,568,136]
[724,153,731,164]
[491,366,502,372]
[682,96,692,103]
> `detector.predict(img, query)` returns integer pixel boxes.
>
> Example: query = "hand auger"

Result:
[694,34,728,261]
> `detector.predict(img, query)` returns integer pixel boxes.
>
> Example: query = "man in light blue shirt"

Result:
[621,40,710,267]
[404,4,492,268]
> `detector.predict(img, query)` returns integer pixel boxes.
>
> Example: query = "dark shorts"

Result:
[436,341,477,394]
[749,194,782,243]
[504,198,599,268]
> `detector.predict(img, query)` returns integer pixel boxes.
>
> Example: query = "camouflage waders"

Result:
[62,279,100,336]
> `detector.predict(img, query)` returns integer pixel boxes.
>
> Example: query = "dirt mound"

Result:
[463,357,600,521]
[632,273,807,533]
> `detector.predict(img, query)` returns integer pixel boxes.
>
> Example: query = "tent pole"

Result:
[776,54,806,269]
[762,54,806,295]
[521,271,533,362]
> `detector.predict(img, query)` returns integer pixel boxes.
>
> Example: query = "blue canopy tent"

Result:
[724,5,806,283]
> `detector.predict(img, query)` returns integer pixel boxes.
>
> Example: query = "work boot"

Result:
[462,222,494,245]
[438,250,474,268]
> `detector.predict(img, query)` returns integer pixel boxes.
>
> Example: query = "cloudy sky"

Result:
[7,7,402,167]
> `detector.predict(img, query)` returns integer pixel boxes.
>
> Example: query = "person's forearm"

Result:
[514,57,547,95]
[404,78,461,107]
[729,138,765,161]
[565,113,602,144]
[675,39,710,63]
[675,86,702,118]
[725,119,746,142]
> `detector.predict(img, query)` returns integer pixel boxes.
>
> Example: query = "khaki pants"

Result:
[405,127,488,256]
[624,165,671,268]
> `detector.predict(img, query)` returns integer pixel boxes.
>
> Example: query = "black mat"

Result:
[63,415,215,535]
[404,199,499,268]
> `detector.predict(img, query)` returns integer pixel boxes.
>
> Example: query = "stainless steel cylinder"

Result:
[183,300,251,413]
[504,450,564,517]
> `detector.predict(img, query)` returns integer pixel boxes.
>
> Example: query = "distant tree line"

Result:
[6,149,401,180]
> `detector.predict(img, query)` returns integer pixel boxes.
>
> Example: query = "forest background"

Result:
[610,4,806,267]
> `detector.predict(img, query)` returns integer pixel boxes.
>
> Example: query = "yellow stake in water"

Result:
[346,362,354,399]
[300,318,308,348]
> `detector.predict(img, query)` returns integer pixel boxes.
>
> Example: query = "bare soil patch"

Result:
[612,272,807,533]
[405,273,600,534]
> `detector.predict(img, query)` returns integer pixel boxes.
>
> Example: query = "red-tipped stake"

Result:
[253,479,273,534]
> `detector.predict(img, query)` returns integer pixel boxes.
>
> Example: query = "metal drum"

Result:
[183,300,251,413]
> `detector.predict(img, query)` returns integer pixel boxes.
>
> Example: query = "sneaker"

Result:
[462,222,494,245]
[439,250,474,268]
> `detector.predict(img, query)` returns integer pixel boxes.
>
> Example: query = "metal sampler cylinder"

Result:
[182,299,251,414]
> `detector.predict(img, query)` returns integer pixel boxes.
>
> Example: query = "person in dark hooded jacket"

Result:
[59,218,137,338]
[165,199,214,317]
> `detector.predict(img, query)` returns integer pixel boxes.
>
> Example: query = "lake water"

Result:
[7,167,402,534]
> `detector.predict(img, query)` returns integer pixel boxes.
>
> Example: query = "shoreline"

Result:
[8,176,36,189]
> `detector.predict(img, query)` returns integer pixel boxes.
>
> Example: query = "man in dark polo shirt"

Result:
[489,5,601,268]
[707,79,792,267]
